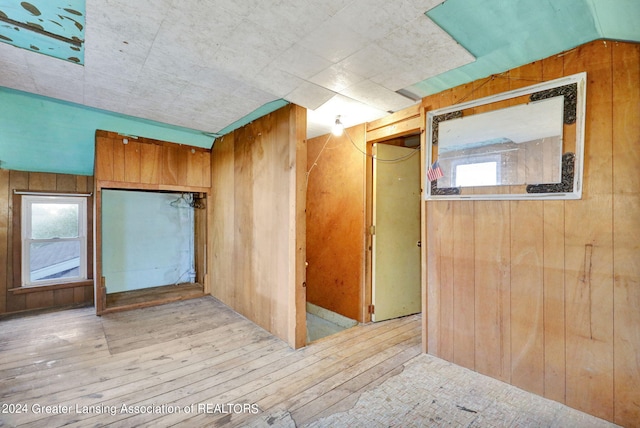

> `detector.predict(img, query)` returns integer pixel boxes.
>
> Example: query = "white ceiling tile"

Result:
[232,84,279,106]
[334,0,410,40]
[0,45,30,80]
[177,84,225,106]
[211,45,265,82]
[270,44,333,80]
[144,50,204,83]
[378,15,475,78]
[192,67,245,94]
[196,0,261,18]
[341,79,417,112]
[285,81,336,111]
[83,11,150,80]
[24,52,85,103]
[0,62,37,93]
[245,1,331,40]
[31,72,85,105]
[150,5,240,66]
[298,18,370,63]
[382,0,443,22]
[403,0,445,14]
[209,21,296,82]
[95,0,174,13]
[83,48,146,83]
[370,66,428,92]
[122,71,189,116]
[86,1,165,51]
[0,42,29,67]
[12,0,481,142]
[339,44,403,80]
[24,51,85,81]
[82,91,128,113]
[315,0,353,17]
[83,69,138,96]
[309,63,366,93]
[207,93,267,123]
[134,68,189,98]
[247,67,304,99]
[120,104,180,126]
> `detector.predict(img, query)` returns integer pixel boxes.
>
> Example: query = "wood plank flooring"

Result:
[0,297,421,427]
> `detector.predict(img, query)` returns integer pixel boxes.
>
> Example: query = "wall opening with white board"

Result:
[101,189,196,294]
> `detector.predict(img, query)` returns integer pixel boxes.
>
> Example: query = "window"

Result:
[21,195,88,287]
[455,161,498,187]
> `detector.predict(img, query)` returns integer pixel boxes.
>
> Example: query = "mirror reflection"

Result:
[436,96,564,188]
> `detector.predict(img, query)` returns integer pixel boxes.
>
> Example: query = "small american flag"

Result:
[427,160,444,182]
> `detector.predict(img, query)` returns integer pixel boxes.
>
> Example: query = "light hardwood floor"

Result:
[0,296,421,427]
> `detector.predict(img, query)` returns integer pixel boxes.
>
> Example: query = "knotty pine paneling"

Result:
[0,170,94,315]
[209,104,307,349]
[423,40,639,426]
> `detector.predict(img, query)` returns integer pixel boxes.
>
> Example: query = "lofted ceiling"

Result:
[0,0,638,175]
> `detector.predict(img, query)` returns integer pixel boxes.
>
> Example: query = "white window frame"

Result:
[21,195,88,287]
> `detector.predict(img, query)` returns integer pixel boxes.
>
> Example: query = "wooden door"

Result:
[372,143,422,321]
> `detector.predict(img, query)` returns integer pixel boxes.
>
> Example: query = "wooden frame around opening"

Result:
[364,104,425,327]
[93,130,211,315]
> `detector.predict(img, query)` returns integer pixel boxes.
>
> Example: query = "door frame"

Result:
[363,105,426,327]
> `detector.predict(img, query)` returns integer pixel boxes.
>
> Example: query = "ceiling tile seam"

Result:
[379,14,476,87]
[423,7,479,58]
[148,20,208,78]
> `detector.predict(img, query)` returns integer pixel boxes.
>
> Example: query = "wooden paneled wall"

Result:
[424,40,639,426]
[94,130,211,191]
[210,104,307,349]
[306,125,367,322]
[0,170,94,315]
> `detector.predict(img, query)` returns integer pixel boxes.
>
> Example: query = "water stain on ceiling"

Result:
[0,0,84,64]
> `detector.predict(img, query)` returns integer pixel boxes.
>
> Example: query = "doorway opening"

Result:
[368,133,422,322]
[305,126,367,342]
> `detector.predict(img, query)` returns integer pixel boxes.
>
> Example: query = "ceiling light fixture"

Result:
[332,115,344,137]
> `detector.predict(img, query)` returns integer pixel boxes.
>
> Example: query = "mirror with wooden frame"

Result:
[426,72,586,200]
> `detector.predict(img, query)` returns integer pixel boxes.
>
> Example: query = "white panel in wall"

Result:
[102,190,195,293]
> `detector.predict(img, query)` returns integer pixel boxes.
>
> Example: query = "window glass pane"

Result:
[31,203,79,239]
[30,241,81,282]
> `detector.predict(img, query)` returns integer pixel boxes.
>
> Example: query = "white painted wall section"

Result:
[102,190,194,293]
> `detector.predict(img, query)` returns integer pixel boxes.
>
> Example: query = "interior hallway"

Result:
[0,297,618,427]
